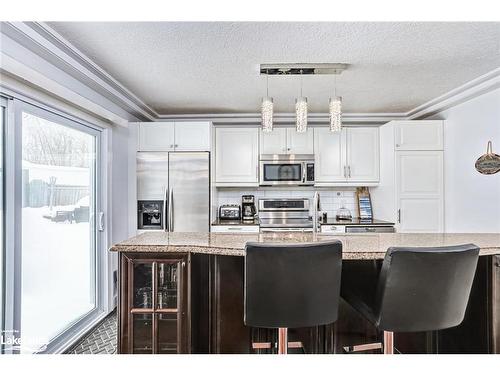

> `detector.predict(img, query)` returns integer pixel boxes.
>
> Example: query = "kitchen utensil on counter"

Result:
[475,141,500,175]
[336,201,352,221]
[219,204,241,220]
[241,195,257,221]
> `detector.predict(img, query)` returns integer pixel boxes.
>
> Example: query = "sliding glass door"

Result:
[0,98,6,344]
[0,100,105,354]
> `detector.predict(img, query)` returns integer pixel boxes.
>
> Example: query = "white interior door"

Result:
[396,150,444,232]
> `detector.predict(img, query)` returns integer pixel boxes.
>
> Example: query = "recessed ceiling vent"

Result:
[260,63,349,75]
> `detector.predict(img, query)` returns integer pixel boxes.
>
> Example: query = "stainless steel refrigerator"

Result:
[137,152,210,232]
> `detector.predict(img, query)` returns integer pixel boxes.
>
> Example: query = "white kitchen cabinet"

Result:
[260,128,287,154]
[396,150,444,232]
[211,225,260,233]
[320,224,346,234]
[287,128,314,154]
[138,121,210,151]
[260,128,314,154]
[215,127,259,186]
[174,121,210,151]
[394,120,443,151]
[346,127,379,182]
[314,127,346,183]
[314,127,379,185]
[139,122,175,151]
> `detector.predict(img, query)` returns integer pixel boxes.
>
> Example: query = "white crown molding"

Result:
[2,22,499,125]
[156,112,407,125]
[1,22,158,121]
[406,67,500,119]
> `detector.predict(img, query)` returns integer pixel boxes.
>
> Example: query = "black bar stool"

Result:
[341,243,480,354]
[244,241,343,354]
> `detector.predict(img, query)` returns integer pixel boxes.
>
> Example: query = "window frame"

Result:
[2,97,110,354]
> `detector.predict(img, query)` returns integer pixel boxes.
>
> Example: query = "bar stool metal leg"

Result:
[278,328,288,354]
[383,331,394,354]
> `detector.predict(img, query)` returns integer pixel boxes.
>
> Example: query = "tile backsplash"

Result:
[216,187,358,219]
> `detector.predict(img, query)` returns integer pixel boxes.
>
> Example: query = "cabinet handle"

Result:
[182,261,186,268]
[175,144,178,148]
[396,144,400,148]
[169,144,174,149]
[348,166,351,178]
[343,166,347,178]
[397,209,401,223]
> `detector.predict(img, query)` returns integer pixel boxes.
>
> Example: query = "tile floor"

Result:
[65,311,117,354]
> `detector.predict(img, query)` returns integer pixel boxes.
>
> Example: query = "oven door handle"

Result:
[302,163,307,183]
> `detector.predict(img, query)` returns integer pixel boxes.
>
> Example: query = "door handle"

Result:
[163,186,168,231]
[397,209,401,223]
[98,212,104,231]
[168,188,174,232]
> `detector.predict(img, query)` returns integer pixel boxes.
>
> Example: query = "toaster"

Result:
[219,204,241,220]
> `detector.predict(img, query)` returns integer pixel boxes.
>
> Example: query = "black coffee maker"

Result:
[241,195,256,221]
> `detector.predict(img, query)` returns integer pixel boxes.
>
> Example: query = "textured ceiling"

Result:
[48,22,500,114]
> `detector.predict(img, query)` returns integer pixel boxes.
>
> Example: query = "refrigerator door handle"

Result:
[168,188,174,232]
[163,186,168,231]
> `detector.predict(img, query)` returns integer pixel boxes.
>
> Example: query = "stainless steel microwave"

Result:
[259,154,315,186]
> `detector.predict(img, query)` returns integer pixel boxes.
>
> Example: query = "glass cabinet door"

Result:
[157,314,178,353]
[127,258,184,354]
[157,262,179,310]
[132,314,153,354]
[133,263,153,309]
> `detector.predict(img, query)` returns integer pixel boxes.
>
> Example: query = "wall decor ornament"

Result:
[475,141,500,175]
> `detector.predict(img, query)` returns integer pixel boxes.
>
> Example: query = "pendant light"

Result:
[329,74,342,132]
[261,70,273,132]
[296,70,308,133]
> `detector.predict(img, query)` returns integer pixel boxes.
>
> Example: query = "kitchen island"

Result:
[110,232,500,354]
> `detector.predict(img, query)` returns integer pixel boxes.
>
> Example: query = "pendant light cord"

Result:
[300,69,303,97]
[334,74,337,97]
[266,69,269,97]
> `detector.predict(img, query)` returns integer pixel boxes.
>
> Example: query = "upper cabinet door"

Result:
[346,127,380,182]
[394,120,443,151]
[260,128,287,154]
[215,128,259,185]
[314,127,346,182]
[139,122,175,151]
[287,128,314,154]
[174,121,210,151]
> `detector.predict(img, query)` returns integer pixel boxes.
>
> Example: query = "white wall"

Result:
[427,88,500,232]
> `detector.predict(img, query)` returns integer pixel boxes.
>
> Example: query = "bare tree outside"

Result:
[22,112,92,168]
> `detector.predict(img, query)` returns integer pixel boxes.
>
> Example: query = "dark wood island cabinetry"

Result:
[113,232,500,354]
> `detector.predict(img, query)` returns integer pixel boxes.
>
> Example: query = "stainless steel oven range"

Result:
[258,198,313,232]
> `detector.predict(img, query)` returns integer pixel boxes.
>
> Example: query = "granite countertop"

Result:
[110,232,500,260]
[211,218,260,226]
[320,218,395,226]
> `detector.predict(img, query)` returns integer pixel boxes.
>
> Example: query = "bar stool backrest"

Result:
[375,244,480,332]
[244,241,343,329]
